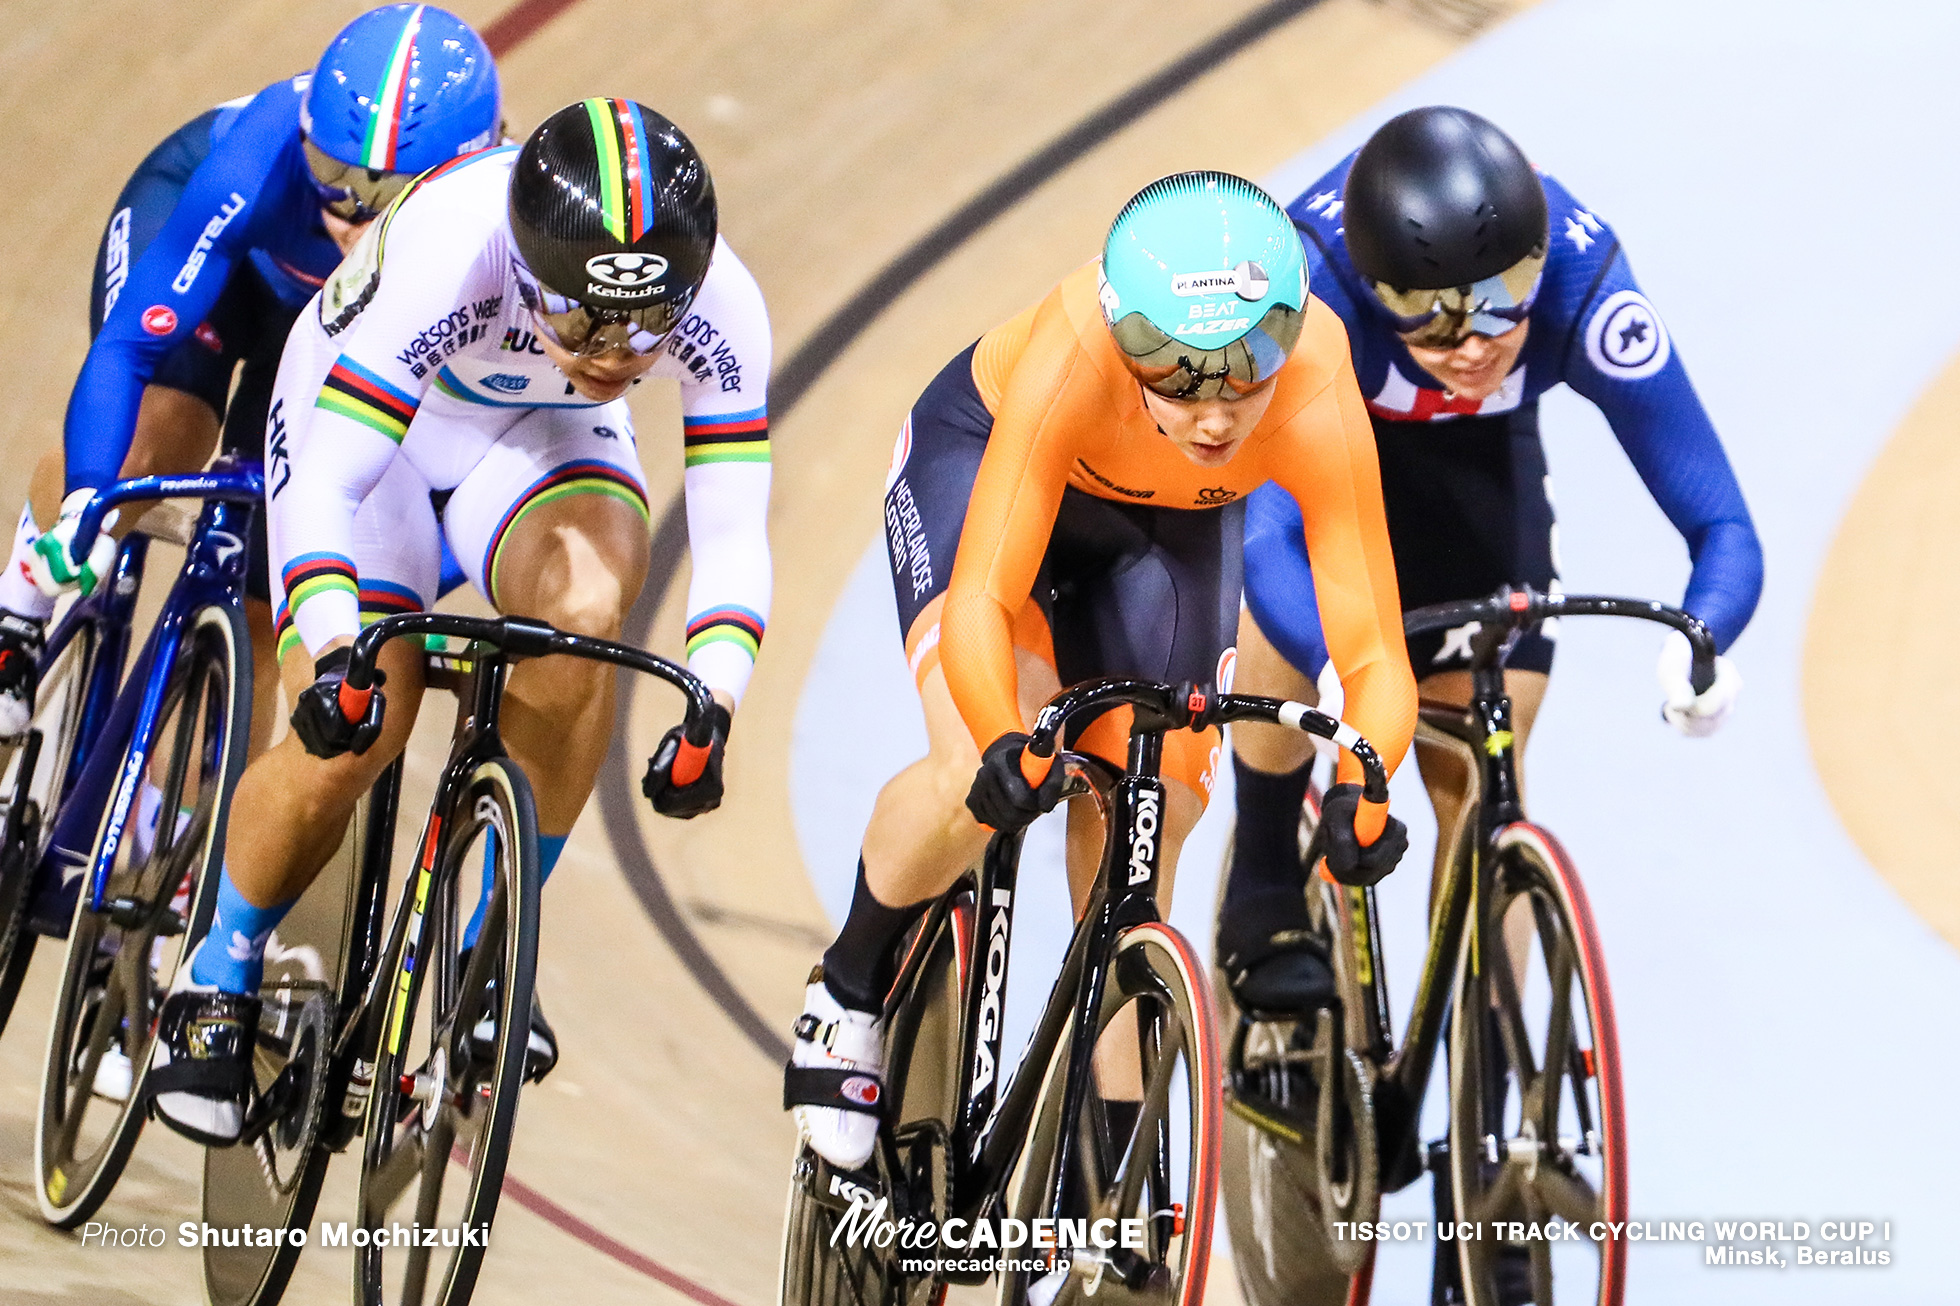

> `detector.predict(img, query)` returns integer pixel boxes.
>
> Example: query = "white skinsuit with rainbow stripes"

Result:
[264,144,773,704]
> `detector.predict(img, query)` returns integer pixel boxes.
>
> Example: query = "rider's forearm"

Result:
[680,457,773,705]
[940,588,1022,752]
[269,392,405,655]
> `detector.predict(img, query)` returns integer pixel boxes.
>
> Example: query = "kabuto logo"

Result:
[1127,789,1161,885]
[584,252,669,293]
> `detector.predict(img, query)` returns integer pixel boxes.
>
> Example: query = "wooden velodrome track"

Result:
[0,1,1536,1302]
[8,1,1959,1303]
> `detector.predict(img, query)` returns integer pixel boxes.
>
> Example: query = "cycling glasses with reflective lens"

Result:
[1108,301,1304,401]
[302,138,413,223]
[512,265,688,358]
[1369,246,1547,350]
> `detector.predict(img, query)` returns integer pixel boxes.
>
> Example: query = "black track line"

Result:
[599,0,1330,1065]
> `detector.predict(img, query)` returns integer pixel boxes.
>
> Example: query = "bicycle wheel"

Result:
[0,621,99,1042]
[1447,823,1626,1306]
[999,921,1220,1306]
[35,603,248,1227]
[356,756,539,1306]
[203,764,399,1306]
[778,894,971,1306]
[1216,785,1371,1305]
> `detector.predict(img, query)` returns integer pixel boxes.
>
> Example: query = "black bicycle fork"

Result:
[949,730,1171,1227]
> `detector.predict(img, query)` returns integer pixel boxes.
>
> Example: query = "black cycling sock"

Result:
[1223,750,1314,916]
[820,859,926,1014]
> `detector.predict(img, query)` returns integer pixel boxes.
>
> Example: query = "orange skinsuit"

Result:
[940,262,1417,834]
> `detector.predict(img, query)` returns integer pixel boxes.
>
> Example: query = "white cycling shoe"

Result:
[785,971,885,1171]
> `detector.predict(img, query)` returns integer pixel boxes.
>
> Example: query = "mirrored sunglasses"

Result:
[302,137,413,223]
[1109,300,1304,401]
[1370,247,1546,350]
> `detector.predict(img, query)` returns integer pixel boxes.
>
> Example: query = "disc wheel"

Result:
[35,604,247,1227]
[778,895,970,1306]
[203,763,399,1306]
[0,620,99,1043]
[1447,823,1626,1306]
[356,757,538,1306]
[999,922,1221,1306]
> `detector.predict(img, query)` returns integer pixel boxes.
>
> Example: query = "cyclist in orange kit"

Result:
[784,172,1418,1170]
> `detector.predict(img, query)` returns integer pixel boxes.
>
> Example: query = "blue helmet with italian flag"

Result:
[301,4,500,221]
[1098,171,1307,401]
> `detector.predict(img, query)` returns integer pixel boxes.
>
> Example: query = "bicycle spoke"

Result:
[400,1116,455,1306]
[1530,1158,1602,1230]
[1529,1227,1554,1305]
[1535,922,1578,1148]
[365,1121,428,1221]
[1109,1002,1182,1246]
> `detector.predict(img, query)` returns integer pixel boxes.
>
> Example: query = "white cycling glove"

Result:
[1655,628,1740,738]
[28,489,118,599]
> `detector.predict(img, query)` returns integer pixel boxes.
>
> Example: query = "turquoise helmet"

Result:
[1098,171,1307,400]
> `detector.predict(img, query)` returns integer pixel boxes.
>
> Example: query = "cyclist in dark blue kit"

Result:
[1217,107,1764,1016]
[0,4,499,747]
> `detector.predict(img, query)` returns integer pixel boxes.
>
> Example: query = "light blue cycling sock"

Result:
[461,833,566,950]
[189,869,296,995]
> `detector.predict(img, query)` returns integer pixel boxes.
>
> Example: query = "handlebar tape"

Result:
[337,680,373,723]
[1019,747,1054,788]
[671,737,711,787]
[1354,797,1388,846]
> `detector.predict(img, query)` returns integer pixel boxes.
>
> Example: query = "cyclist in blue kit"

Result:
[1217,107,1764,1012]
[0,4,499,749]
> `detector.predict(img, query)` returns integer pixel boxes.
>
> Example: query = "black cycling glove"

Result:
[643,704,731,819]
[966,732,1067,834]
[1319,782,1408,887]
[291,648,386,759]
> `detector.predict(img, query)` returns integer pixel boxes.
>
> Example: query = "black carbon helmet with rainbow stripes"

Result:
[507,98,718,341]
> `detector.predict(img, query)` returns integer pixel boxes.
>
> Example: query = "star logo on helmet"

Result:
[584,252,670,290]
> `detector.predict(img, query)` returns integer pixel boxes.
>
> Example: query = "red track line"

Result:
[500,1173,746,1306]
[482,0,585,56]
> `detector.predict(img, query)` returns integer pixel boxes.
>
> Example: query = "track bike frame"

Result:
[12,460,262,941]
[880,679,1390,1233]
[1308,586,1718,1192]
[261,612,717,1136]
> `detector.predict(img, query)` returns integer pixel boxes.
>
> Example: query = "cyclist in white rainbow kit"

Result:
[149,99,773,1144]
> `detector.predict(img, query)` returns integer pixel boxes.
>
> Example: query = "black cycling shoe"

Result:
[461,950,558,1082]
[1217,888,1335,1017]
[0,611,46,741]
[148,986,259,1146]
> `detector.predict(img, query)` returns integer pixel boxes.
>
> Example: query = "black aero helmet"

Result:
[508,98,717,352]
[1345,107,1548,347]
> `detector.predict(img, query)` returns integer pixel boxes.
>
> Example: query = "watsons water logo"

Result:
[1171,260,1269,302]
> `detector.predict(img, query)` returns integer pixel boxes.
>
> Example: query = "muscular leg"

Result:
[1229,604,1319,774]
[486,490,651,837]
[1411,668,1546,891]
[223,638,427,909]
[859,646,1059,908]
